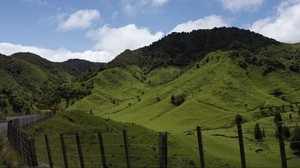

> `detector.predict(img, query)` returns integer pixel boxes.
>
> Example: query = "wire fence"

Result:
[5,115,300,168]
[6,112,54,167]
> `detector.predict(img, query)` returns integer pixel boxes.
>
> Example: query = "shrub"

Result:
[254,123,263,141]
[274,112,282,124]
[290,126,300,152]
[171,94,185,106]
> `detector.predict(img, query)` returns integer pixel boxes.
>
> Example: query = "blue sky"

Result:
[1,0,300,62]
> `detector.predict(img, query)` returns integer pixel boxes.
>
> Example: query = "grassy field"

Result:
[23,111,300,168]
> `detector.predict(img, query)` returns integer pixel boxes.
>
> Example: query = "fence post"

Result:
[29,137,38,167]
[237,123,246,168]
[197,126,205,168]
[75,132,85,168]
[123,129,131,168]
[60,134,69,168]
[277,122,288,168]
[159,132,168,168]
[45,134,54,168]
[98,131,108,168]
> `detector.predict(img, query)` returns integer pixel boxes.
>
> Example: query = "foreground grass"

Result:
[23,111,300,168]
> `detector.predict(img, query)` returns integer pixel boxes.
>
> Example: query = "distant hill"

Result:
[0,53,103,115]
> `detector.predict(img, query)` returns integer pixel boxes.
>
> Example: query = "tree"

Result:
[283,126,291,139]
[254,123,263,141]
[274,112,282,124]
[290,126,300,152]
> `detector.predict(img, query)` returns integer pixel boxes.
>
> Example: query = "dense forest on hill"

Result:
[108,27,279,72]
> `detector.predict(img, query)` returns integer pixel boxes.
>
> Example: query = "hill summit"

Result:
[108,27,279,72]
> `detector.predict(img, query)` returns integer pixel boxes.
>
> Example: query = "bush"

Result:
[254,123,263,141]
[274,112,282,124]
[290,126,300,152]
[171,94,186,106]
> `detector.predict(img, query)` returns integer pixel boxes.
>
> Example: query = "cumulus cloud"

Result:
[250,0,300,43]
[218,0,264,12]
[123,0,168,16]
[87,24,164,56]
[170,15,230,33]
[0,42,113,62]
[0,24,163,62]
[58,9,100,31]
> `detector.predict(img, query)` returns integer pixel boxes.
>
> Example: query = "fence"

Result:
[6,112,54,167]
[5,114,300,168]
[16,122,299,168]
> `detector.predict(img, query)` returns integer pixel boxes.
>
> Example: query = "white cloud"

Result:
[0,24,163,62]
[58,9,100,31]
[0,42,113,62]
[170,15,230,33]
[87,24,164,56]
[151,0,168,6]
[218,0,264,11]
[250,0,300,43]
[122,0,168,16]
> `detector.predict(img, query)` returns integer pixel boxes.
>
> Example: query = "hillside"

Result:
[2,27,300,167]
[0,53,103,116]
[69,28,300,132]
[108,27,279,72]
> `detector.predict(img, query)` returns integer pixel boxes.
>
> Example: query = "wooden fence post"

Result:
[277,122,288,168]
[197,126,205,168]
[45,134,54,168]
[29,137,38,167]
[159,132,168,168]
[237,123,246,168]
[75,132,85,168]
[98,131,108,168]
[123,129,131,168]
[60,134,69,168]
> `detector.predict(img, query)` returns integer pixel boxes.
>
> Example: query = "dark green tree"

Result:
[274,112,282,124]
[254,123,263,141]
[290,126,300,152]
[283,126,291,139]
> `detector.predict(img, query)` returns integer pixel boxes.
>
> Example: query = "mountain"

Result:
[1,27,300,126]
[2,27,300,167]
[69,27,300,131]
[0,53,103,115]
[108,27,279,72]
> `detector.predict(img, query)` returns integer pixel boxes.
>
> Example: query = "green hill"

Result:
[2,27,300,167]
[0,53,102,116]
[70,44,300,131]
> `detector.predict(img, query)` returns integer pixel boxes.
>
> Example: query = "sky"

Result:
[1,0,300,62]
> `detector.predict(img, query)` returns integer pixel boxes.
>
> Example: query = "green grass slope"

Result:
[70,47,300,132]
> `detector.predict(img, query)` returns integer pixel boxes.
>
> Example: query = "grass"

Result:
[22,111,300,168]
